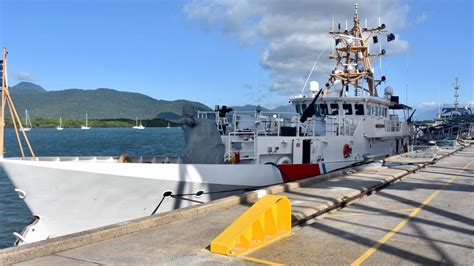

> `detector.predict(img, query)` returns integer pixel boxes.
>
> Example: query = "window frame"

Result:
[330,103,339,115]
[355,103,365,115]
[295,104,301,114]
[319,104,328,116]
[342,103,353,115]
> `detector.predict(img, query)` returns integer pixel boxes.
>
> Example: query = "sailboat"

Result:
[80,113,91,130]
[167,122,170,129]
[56,117,64,131]
[132,117,145,129]
[20,109,32,132]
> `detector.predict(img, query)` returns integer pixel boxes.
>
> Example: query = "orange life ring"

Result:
[343,144,352,158]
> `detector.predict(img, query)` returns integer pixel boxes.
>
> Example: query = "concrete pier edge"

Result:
[0,146,464,264]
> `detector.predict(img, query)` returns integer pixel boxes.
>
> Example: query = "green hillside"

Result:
[9,82,211,120]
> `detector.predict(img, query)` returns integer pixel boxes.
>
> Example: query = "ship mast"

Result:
[453,77,460,110]
[326,3,394,97]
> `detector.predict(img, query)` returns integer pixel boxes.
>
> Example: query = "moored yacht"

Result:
[20,109,32,132]
[132,117,145,129]
[56,117,64,131]
[0,4,413,245]
[80,113,91,130]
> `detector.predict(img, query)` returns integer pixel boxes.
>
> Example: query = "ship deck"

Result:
[1,142,473,265]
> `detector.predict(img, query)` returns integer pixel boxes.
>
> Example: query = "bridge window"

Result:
[355,104,364,115]
[330,103,339,115]
[314,104,321,117]
[319,104,328,116]
[295,104,301,114]
[342,104,353,115]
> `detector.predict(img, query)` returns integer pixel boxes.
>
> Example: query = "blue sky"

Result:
[0,0,472,110]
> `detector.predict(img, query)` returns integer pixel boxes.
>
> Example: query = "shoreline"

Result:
[3,118,175,128]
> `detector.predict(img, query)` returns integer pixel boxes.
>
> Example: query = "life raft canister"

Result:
[343,144,352,158]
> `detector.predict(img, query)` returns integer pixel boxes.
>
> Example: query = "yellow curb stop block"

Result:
[210,195,291,256]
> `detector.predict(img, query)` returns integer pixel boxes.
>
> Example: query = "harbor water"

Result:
[0,127,184,248]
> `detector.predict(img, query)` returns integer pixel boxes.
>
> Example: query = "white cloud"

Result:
[420,101,438,107]
[242,84,253,91]
[412,11,432,25]
[13,71,35,81]
[184,0,411,98]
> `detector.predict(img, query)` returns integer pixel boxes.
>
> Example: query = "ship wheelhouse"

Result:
[290,94,411,138]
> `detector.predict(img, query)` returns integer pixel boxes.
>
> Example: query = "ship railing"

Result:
[197,111,215,119]
[198,110,300,137]
[225,131,257,163]
[26,156,184,164]
[468,123,474,139]
[197,111,230,135]
[406,145,439,158]
[325,116,358,136]
[456,122,474,140]
[384,120,401,132]
[231,111,298,137]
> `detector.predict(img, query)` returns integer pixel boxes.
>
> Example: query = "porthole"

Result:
[195,190,205,198]
[163,190,173,198]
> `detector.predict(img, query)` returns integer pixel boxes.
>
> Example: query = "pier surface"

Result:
[2,144,473,265]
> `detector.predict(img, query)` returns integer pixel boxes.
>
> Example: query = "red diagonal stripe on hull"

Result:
[277,164,321,182]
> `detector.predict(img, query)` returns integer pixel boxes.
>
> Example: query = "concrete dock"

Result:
[1,144,473,265]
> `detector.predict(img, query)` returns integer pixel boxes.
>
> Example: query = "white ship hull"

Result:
[1,131,407,244]
[1,157,287,244]
[0,6,415,246]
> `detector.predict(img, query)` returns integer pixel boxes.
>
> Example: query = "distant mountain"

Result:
[155,112,182,120]
[9,82,211,119]
[415,108,438,121]
[231,105,270,112]
[272,104,294,113]
[11,82,47,94]
[230,104,295,113]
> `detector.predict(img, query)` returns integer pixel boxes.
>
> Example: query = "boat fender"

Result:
[343,144,352,159]
[276,156,292,165]
[230,152,241,164]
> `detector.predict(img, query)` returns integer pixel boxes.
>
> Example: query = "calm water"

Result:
[0,127,184,248]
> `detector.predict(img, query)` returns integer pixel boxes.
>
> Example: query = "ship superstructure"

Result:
[415,77,473,144]
[200,3,413,172]
[1,4,413,245]
[438,78,472,119]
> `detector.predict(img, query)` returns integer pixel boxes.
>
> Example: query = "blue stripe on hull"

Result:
[321,163,327,174]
